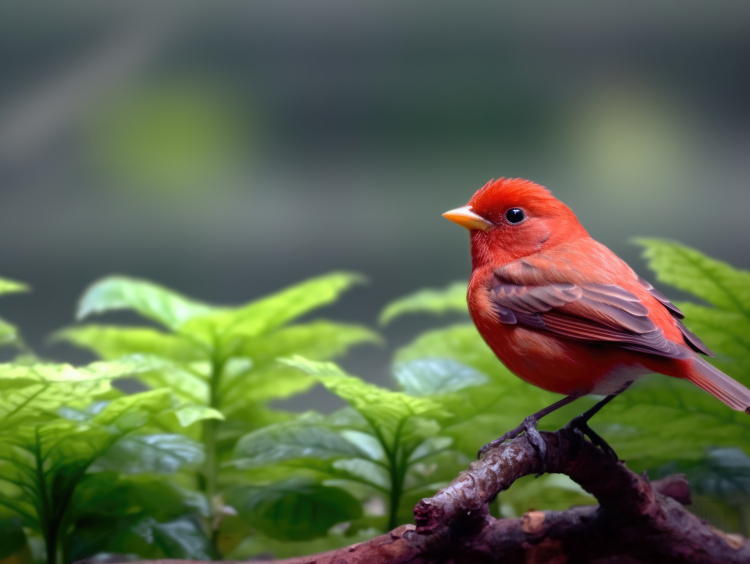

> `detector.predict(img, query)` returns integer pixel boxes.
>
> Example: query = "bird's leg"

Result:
[564,381,633,460]
[478,393,584,462]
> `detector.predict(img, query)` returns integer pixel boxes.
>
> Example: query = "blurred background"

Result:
[1,0,749,400]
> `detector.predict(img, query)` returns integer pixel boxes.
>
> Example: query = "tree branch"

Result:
[122,428,749,564]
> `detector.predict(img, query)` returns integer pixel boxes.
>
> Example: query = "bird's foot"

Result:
[563,414,618,461]
[478,416,547,471]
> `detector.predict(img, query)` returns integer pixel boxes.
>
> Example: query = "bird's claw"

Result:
[478,416,548,473]
[563,414,619,461]
[478,416,532,458]
[477,430,515,459]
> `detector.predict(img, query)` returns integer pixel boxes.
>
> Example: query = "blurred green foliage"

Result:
[0,240,748,562]
[88,80,248,196]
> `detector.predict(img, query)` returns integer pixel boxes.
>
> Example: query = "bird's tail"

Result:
[686,356,750,413]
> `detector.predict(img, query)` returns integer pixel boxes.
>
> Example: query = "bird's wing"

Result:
[490,261,691,359]
[636,275,713,357]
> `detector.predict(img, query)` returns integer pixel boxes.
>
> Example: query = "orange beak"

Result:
[442,206,492,231]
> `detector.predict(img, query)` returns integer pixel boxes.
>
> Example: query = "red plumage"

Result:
[446,178,750,421]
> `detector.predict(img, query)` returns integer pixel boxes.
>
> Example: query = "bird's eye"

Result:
[505,208,525,224]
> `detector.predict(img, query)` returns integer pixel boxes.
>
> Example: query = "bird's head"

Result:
[443,178,588,268]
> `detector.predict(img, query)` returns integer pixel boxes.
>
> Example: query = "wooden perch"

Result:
[125,428,749,564]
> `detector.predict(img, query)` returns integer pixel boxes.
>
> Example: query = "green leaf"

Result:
[232,321,380,369]
[68,474,210,560]
[394,324,559,429]
[408,436,454,463]
[54,324,203,362]
[657,447,750,504]
[393,358,488,396]
[173,405,224,428]
[232,415,367,468]
[232,478,362,541]
[0,280,23,349]
[330,458,390,490]
[379,281,468,325]
[614,239,750,467]
[179,272,365,343]
[280,356,448,433]
[0,386,178,543]
[395,324,512,381]
[213,405,290,452]
[340,430,384,461]
[673,304,750,385]
[134,515,215,559]
[0,355,169,427]
[90,434,205,474]
[0,518,29,560]
[595,375,750,467]
[76,276,215,329]
[220,369,316,413]
[637,239,750,314]
[74,473,205,524]
[136,364,209,406]
[218,321,381,404]
[0,279,29,297]
[0,318,21,347]
[91,388,174,429]
[637,245,750,383]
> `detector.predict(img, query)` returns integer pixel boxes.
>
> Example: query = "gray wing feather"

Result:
[637,276,685,319]
[490,272,689,360]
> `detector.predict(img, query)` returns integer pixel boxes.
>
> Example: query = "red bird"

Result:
[443,178,750,459]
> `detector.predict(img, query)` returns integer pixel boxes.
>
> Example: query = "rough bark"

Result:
[123,428,748,564]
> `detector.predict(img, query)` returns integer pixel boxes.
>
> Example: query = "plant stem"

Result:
[203,417,219,507]
[201,354,224,557]
[386,420,407,531]
[32,428,57,564]
[387,463,403,532]
[46,528,59,564]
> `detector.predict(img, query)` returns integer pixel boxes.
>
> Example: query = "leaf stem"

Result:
[386,418,408,531]
[201,351,225,556]
[32,428,57,564]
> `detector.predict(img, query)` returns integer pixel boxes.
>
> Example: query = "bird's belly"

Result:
[480,324,650,396]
